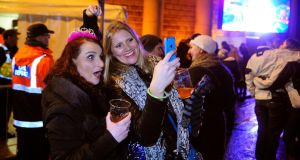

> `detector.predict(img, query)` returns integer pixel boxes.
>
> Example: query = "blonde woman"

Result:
[102,21,201,159]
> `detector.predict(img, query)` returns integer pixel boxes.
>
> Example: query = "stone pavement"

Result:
[225,98,286,160]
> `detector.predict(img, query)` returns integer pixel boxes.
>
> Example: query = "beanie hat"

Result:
[190,35,217,54]
[27,23,54,38]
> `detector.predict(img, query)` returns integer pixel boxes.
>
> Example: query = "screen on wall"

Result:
[221,0,290,33]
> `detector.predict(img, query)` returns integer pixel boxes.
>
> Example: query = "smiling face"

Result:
[110,29,139,65]
[72,41,104,85]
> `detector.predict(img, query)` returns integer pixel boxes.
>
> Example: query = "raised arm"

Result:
[81,5,102,42]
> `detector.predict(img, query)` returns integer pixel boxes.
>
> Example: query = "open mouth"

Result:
[93,71,101,79]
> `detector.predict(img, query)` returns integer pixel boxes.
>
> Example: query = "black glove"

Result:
[182,75,214,137]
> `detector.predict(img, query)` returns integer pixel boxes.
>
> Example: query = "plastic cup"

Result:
[173,68,193,99]
[109,99,131,122]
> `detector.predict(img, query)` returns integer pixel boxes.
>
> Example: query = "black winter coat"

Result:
[104,67,176,158]
[42,77,120,160]
[188,55,235,160]
[269,61,300,93]
[43,76,168,160]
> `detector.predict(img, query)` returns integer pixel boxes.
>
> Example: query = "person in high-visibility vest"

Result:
[0,29,19,140]
[0,27,4,44]
[12,23,54,160]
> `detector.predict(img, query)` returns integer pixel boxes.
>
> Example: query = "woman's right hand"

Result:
[106,112,131,143]
[86,5,102,17]
[149,51,180,97]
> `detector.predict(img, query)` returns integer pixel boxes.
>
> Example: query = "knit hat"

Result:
[27,23,54,38]
[190,35,217,54]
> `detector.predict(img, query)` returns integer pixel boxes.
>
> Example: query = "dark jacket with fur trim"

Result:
[43,75,168,160]
[42,77,121,160]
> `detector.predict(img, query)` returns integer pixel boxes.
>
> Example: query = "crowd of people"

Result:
[0,4,299,160]
[245,38,300,160]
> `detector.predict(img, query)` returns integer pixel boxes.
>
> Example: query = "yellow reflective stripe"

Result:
[0,44,11,79]
[13,119,43,128]
[0,74,12,80]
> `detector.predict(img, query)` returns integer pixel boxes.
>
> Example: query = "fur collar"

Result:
[190,54,220,68]
[48,77,92,112]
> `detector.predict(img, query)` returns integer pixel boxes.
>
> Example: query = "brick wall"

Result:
[106,0,144,36]
[106,0,196,43]
[161,0,195,43]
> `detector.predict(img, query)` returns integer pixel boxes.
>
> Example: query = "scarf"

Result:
[115,55,202,159]
[190,54,220,68]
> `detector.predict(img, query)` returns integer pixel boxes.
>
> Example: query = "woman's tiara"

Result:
[67,27,97,43]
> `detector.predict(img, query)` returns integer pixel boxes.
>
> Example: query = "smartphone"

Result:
[164,37,177,62]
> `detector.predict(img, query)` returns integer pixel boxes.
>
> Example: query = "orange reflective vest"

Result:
[12,45,53,94]
[12,45,53,128]
[0,34,4,44]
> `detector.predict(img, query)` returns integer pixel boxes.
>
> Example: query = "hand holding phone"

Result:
[164,37,177,62]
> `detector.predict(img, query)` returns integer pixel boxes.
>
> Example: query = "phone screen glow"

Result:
[164,37,176,62]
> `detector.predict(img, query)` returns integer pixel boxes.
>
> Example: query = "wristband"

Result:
[147,88,169,100]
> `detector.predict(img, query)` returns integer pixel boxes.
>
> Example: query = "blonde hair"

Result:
[103,21,152,84]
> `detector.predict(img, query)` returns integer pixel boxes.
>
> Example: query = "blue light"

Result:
[221,0,290,33]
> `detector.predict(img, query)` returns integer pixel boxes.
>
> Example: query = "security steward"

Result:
[0,29,19,139]
[12,23,54,160]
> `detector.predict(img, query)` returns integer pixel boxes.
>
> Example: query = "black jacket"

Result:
[105,65,182,159]
[42,77,120,160]
[43,76,168,160]
[268,61,300,93]
[223,60,242,83]
[188,55,235,160]
[0,42,18,67]
[81,9,102,44]
[104,73,170,141]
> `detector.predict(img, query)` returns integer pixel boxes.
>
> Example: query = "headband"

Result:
[67,28,97,43]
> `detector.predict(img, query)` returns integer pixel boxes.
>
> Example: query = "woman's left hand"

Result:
[149,51,180,97]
